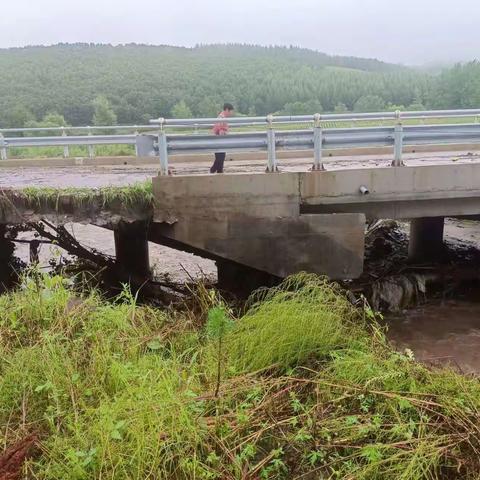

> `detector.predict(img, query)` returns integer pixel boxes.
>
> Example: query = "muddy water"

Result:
[387,298,480,374]
[15,224,217,284]
[385,222,480,374]
[0,150,479,188]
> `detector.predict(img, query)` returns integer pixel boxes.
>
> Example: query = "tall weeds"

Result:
[2,272,480,479]
[227,274,368,373]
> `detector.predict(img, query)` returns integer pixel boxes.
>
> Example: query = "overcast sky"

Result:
[1,0,479,65]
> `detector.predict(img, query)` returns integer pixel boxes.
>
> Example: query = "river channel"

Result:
[387,294,480,375]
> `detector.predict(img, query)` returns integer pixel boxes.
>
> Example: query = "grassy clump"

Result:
[227,274,369,373]
[2,273,480,479]
[0,274,206,479]
[16,180,154,212]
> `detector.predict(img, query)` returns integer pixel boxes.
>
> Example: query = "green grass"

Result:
[227,275,369,373]
[2,181,154,214]
[6,144,136,160]
[2,272,480,479]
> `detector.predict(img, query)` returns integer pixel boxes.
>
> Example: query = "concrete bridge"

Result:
[149,161,480,286]
[2,108,480,291]
[2,151,479,292]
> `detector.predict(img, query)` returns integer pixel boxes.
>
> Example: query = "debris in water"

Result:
[371,273,428,312]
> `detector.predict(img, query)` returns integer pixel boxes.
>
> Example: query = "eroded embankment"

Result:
[351,219,480,312]
[0,182,154,226]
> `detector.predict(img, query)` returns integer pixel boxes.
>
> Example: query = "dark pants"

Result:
[210,152,225,173]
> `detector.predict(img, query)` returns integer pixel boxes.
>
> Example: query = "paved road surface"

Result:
[0,150,479,188]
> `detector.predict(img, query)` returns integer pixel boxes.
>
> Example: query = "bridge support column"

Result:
[408,217,445,263]
[217,259,280,298]
[114,221,151,280]
[0,225,16,292]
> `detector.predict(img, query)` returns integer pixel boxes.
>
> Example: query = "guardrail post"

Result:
[157,118,169,175]
[312,113,324,171]
[392,111,404,167]
[134,126,139,157]
[0,134,7,160]
[61,127,69,158]
[87,126,95,158]
[266,114,277,172]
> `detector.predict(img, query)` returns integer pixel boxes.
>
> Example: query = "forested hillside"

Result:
[0,43,478,128]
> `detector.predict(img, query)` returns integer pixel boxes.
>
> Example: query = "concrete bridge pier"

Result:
[114,221,151,280]
[0,225,16,292]
[408,217,445,263]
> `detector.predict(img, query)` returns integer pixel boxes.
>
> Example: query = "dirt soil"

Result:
[0,434,38,480]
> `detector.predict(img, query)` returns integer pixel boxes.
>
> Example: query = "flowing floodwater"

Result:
[385,220,480,374]
[14,224,217,284]
[0,150,479,188]
[387,296,480,374]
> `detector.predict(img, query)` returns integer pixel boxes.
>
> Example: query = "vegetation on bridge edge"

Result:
[0,181,154,214]
[2,272,480,479]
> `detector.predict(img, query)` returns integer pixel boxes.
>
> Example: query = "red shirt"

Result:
[213,111,229,135]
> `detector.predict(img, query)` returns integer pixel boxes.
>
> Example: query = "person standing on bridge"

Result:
[210,103,234,173]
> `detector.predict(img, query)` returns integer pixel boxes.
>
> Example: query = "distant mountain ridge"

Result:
[2,43,474,128]
[0,42,403,73]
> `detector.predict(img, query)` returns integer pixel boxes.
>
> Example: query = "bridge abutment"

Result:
[408,217,445,263]
[114,221,151,280]
[152,173,366,281]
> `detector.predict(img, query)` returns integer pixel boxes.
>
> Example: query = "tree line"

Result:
[0,43,478,129]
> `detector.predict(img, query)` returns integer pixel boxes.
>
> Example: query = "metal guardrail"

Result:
[146,122,480,174]
[1,110,480,169]
[150,109,480,126]
[0,125,147,160]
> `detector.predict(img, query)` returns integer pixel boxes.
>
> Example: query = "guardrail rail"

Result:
[1,109,479,172]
